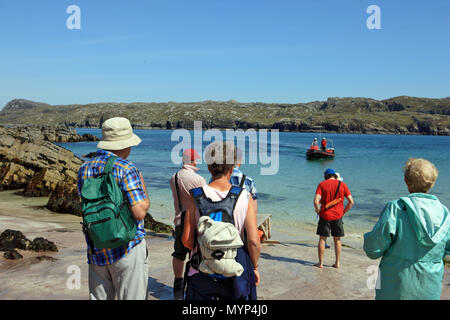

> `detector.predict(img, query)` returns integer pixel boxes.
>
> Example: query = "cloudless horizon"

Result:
[0,0,449,110]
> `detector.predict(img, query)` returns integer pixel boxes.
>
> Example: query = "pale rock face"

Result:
[0,126,83,196]
[1,125,99,143]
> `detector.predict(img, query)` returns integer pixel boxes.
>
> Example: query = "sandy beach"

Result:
[0,190,449,300]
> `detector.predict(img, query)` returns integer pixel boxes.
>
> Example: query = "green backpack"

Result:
[80,156,137,249]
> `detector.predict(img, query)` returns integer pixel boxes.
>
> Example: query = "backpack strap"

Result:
[104,156,117,174]
[93,156,117,178]
[239,174,246,188]
[174,172,183,212]
[104,156,129,209]
[228,186,243,215]
[333,181,341,200]
[190,187,205,200]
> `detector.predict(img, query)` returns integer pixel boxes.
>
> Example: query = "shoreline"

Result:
[1,190,449,300]
[3,123,450,136]
[72,125,450,136]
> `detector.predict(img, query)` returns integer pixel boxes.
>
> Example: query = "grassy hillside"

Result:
[1,97,449,135]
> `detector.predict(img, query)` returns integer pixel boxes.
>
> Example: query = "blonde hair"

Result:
[403,158,439,193]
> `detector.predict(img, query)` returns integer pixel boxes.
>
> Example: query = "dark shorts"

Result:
[185,273,237,300]
[172,224,189,261]
[316,217,344,238]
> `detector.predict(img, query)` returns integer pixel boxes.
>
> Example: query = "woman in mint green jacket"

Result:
[364,158,450,300]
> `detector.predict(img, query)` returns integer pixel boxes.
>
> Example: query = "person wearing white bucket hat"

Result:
[97,117,142,151]
[77,117,150,300]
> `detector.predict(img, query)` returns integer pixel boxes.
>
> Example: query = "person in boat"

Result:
[313,168,354,268]
[321,137,327,151]
[363,158,450,300]
[311,138,318,147]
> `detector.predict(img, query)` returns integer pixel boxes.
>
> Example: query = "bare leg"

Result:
[315,236,327,268]
[333,237,341,268]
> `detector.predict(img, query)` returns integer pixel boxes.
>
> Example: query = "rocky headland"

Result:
[0,126,84,196]
[1,124,99,143]
[1,97,449,135]
[0,125,172,234]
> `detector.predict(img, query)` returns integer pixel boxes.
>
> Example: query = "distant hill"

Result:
[1,97,449,135]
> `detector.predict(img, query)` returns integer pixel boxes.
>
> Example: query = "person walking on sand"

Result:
[169,148,207,300]
[77,117,150,300]
[364,158,450,300]
[313,168,354,268]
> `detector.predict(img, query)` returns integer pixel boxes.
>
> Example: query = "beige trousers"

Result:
[88,240,149,300]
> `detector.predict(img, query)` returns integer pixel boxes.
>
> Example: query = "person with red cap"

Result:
[169,148,206,299]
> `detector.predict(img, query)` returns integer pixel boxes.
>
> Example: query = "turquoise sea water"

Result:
[58,129,450,238]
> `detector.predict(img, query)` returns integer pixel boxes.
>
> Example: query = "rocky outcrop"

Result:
[0,229,58,259]
[0,230,33,251]
[30,237,58,252]
[0,126,83,194]
[3,249,23,260]
[47,182,82,216]
[4,125,99,143]
[80,133,100,142]
[82,152,98,159]
[144,213,174,234]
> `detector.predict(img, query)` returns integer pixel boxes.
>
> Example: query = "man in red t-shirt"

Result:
[313,168,354,269]
[321,137,327,151]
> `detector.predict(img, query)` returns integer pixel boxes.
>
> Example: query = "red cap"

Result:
[182,148,201,162]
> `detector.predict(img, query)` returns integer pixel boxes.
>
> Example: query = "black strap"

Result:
[333,181,341,200]
[174,172,183,212]
[239,174,246,188]
[81,222,96,256]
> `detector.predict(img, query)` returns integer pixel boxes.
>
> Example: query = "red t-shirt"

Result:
[315,179,351,221]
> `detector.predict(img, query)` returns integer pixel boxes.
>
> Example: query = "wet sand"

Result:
[0,190,449,300]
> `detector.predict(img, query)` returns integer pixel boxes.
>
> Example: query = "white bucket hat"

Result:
[97,117,141,150]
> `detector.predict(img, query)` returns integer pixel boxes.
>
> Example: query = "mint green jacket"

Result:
[363,193,450,300]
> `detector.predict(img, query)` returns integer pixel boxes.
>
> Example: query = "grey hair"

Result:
[205,141,237,178]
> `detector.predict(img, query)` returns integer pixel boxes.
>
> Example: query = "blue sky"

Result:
[0,0,449,108]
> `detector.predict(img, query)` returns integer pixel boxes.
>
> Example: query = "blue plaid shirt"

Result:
[77,150,147,266]
[230,167,258,200]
